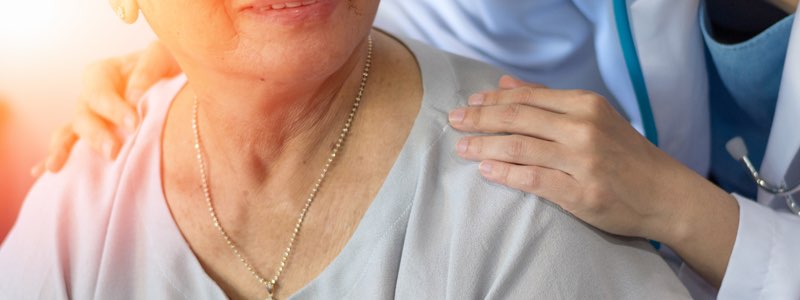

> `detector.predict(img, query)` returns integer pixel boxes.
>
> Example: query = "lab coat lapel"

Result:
[627,0,711,175]
[758,6,800,205]
[785,152,800,194]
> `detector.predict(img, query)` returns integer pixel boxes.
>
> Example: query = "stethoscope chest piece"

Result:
[727,137,800,216]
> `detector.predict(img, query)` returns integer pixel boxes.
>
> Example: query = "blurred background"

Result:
[0,0,155,243]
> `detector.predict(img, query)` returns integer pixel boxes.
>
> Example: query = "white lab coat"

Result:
[716,8,800,300]
[629,1,800,299]
[375,0,800,298]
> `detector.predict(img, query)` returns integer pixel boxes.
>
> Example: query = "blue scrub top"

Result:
[702,5,794,198]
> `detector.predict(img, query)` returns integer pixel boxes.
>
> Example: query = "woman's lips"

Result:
[251,0,319,11]
[240,0,336,25]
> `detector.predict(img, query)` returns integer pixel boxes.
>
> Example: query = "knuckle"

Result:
[494,163,511,184]
[467,107,484,128]
[572,89,596,99]
[518,167,540,189]
[503,135,529,160]
[510,86,536,103]
[474,137,487,155]
[499,104,522,125]
[570,120,594,143]
[482,91,498,105]
[572,120,604,146]
[468,137,483,155]
[579,92,610,115]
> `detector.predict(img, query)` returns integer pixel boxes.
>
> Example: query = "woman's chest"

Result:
[161,173,380,299]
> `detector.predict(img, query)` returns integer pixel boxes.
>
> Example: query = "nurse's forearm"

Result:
[659,169,740,288]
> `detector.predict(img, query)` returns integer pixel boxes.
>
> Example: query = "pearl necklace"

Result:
[191,36,373,300]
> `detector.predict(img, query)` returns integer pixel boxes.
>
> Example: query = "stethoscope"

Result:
[727,137,800,216]
[612,0,800,216]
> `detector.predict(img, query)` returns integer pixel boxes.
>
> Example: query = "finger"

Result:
[82,91,138,132]
[468,76,544,106]
[473,86,592,115]
[125,41,181,103]
[497,75,545,90]
[72,106,122,160]
[82,60,139,131]
[471,75,549,106]
[479,160,579,205]
[449,104,568,142]
[45,125,79,172]
[456,135,569,171]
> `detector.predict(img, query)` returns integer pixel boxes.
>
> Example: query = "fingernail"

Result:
[449,108,465,124]
[44,157,56,173]
[103,141,115,159]
[457,138,469,154]
[468,94,484,106]
[479,161,493,174]
[124,115,137,130]
[499,75,522,89]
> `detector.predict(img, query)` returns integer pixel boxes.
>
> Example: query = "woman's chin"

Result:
[238,0,339,27]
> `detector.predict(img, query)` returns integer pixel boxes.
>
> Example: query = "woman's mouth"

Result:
[240,0,336,25]
[254,0,318,11]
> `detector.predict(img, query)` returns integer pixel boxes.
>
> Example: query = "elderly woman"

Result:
[0,0,690,299]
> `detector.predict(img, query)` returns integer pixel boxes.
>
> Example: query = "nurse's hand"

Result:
[449,76,738,286]
[30,41,180,177]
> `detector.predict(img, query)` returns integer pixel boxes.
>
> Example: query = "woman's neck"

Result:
[179,37,371,185]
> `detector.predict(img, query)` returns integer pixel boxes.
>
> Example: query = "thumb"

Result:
[125,42,182,103]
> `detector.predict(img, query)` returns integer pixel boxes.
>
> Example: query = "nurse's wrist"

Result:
[634,162,708,245]
[658,170,740,286]
[660,173,733,246]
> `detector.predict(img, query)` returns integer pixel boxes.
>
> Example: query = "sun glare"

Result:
[0,0,61,46]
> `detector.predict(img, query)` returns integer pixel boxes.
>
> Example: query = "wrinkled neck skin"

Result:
[177,35,371,187]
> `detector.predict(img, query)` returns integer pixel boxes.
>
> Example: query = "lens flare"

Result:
[0,0,60,46]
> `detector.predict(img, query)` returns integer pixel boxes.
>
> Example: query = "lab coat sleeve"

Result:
[717,194,800,299]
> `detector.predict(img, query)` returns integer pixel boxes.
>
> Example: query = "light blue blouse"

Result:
[0,37,690,299]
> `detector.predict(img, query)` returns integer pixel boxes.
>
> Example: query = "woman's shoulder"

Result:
[397,35,506,110]
[385,38,690,298]
[12,75,183,216]
[0,75,185,298]
[397,143,690,298]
